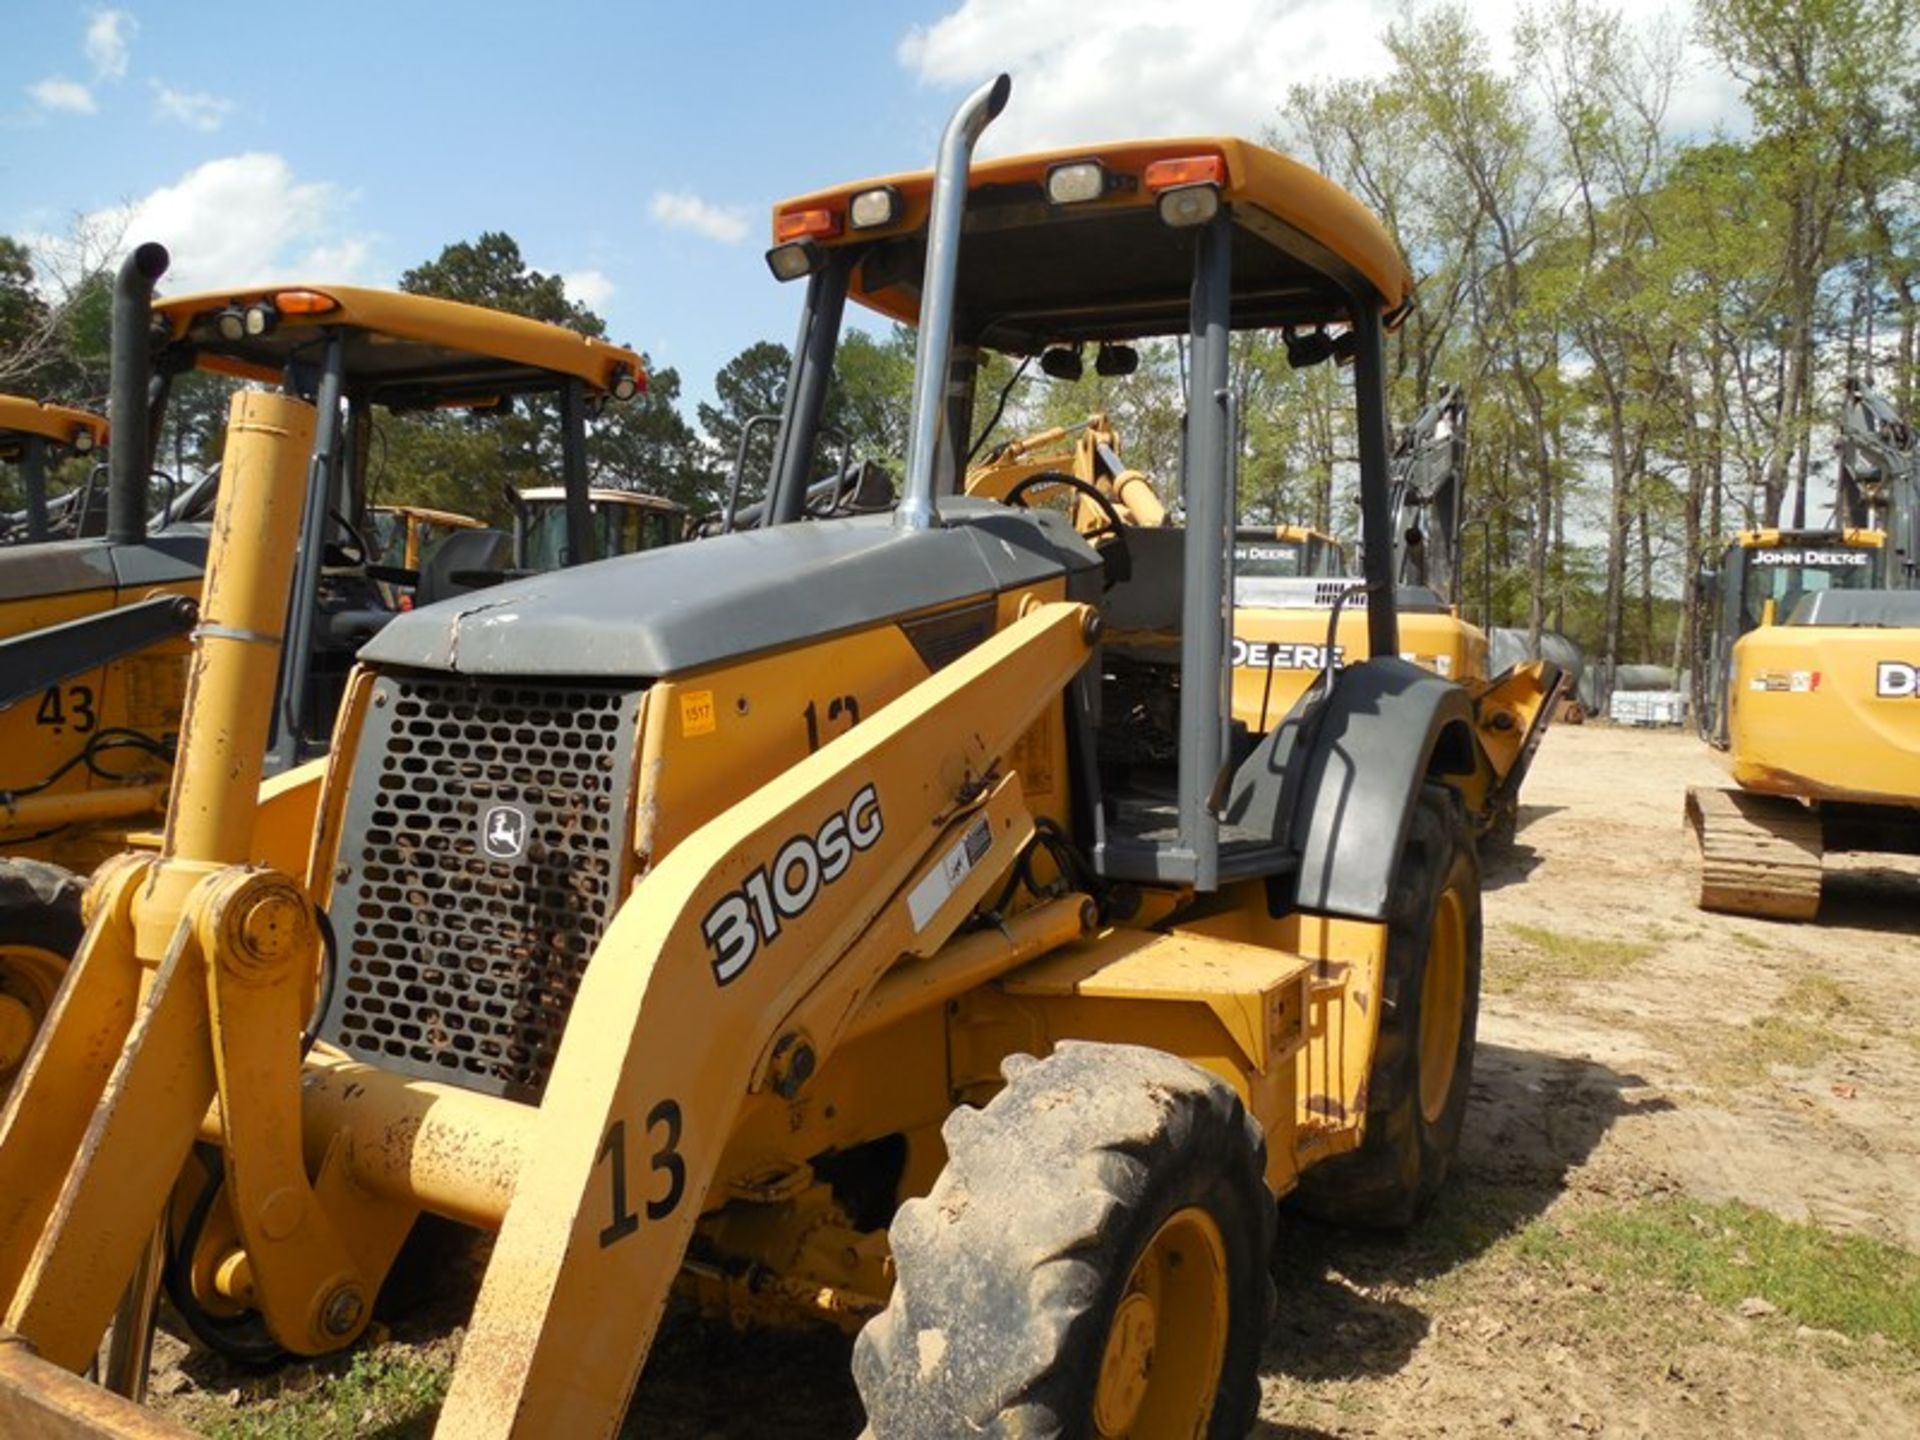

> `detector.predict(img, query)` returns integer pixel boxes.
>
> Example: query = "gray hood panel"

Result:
[361,500,1100,679]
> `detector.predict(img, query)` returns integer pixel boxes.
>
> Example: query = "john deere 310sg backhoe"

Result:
[3,77,1503,1437]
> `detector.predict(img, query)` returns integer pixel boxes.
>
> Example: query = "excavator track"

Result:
[1685,786,1823,921]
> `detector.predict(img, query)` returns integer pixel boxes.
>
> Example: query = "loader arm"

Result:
[435,599,1097,1439]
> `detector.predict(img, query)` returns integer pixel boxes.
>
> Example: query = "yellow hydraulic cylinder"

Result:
[0,784,169,840]
[134,391,315,956]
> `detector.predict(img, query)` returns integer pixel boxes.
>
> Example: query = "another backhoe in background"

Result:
[1687,379,1920,919]
[0,396,108,545]
[2,78,1500,1437]
[0,249,650,1093]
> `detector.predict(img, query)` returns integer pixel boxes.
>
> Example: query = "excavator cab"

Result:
[1235,525,1347,582]
[511,485,687,568]
[1695,528,1884,748]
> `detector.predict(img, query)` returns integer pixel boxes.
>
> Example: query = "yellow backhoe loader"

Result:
[0,249,649,1092]
[0,395,108,545]
[1687,379,1920,918]
[1,78,1499,1437]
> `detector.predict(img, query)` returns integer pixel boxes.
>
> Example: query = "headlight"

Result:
[1045,161,1107,205]
[848,186,901,230]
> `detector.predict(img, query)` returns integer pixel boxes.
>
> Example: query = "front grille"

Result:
[320,671,641,1102]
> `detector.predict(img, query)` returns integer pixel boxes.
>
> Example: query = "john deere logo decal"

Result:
[483,804,530,859]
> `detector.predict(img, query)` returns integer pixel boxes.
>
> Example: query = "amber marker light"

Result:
[774,207,842,244]
[274,289,339,316]
[1143,155,1227,191]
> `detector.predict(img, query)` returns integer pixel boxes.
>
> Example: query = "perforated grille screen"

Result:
[320,671,641,1102]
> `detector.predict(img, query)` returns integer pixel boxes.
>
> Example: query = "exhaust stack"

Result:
[105,242,170,546]
[895,73,1010,533]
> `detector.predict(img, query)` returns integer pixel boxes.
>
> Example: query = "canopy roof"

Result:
[154,285,646,408]
[773,137,1415,351]
[0,395,107,456]
[519,486,685,513]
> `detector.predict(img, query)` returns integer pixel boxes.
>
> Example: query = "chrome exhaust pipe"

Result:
[896,72,1011,533]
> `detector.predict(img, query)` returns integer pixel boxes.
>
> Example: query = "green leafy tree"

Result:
[699,340,791,498]
[399,232,603,337]
[374,233,700,521]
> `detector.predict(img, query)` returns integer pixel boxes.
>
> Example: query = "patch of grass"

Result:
[1487,923,1659,994]
[1781,973,1855,1019]
[1728,930,1774,952]
[1538,1199,1920,1350]
[1710,973,1856,1085]
[199,1349,450,1440]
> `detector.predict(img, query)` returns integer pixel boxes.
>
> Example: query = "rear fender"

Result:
[1285,657,1476,921]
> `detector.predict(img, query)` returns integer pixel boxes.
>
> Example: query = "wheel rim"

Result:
[1093,1205,1229,1439]
[0,944,67,1084]
[1418,888,1468,1125]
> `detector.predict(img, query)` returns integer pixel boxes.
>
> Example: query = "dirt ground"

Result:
[157,723,1920,1438]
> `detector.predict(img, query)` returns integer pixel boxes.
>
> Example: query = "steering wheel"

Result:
[324,508,369,569]
[1004,470,1132,589]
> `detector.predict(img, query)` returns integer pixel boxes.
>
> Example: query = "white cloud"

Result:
[36,153,376,293]
[648,190,750,245]
[84,9,137,82]
[898,0,1745,155]
[562,268,616,309]
[152,84,234,132]
[28,76,96,115]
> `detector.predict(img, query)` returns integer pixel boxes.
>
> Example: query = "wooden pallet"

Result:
[1684,786,1823,921]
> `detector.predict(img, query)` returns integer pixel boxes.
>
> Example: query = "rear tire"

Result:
[854,1042,1274,1439]
[0,858,84,1093]
[1294,784,1481,1229]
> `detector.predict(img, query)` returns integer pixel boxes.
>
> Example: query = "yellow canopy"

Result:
[0,395,108,454]
[773,137,1414,345]
[155,285,646,406]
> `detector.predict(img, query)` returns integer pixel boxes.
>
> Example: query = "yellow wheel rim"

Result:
[1093,1205,1229,1439]
[0,944,68,1085]
[1418,888,1468,1126]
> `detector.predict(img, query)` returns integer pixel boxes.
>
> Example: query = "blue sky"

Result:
[4,0,1733,415]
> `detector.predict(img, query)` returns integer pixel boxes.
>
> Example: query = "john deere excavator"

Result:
[1687,378,1920,919]
[1,79,1500,1437]
[966,384,1561,840]
[0,396,108,546]
[0,248,650,1093]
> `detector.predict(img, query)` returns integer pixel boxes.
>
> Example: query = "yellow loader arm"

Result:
[964,412,1169,528]
[438,599,1096,1436]
[1466,659,1566,833]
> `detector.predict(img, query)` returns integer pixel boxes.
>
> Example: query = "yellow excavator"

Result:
[0,248,650,1093]
[3,79,1501,1437]
[0,396,108,545]
[1687,379,1920,918]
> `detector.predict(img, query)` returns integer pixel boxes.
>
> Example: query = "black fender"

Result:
[1273,657,1477,921]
